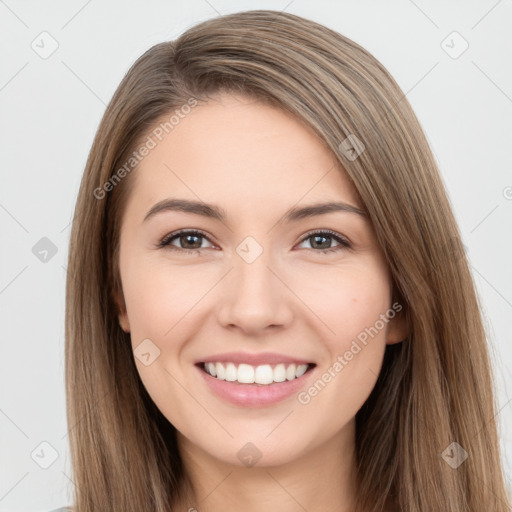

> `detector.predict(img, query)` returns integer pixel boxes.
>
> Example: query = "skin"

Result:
[115,92,406,512]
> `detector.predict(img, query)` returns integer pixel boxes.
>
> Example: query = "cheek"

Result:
[121,255,210,340]
[119,257,206,422]
[289,260,391,343]
[294,262,390,390]
[293,265,391,420]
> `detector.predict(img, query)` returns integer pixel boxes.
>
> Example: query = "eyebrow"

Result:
[143,198,367,224]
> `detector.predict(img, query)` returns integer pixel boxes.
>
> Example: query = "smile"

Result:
[195,362,317,408]
[201,361,313,385]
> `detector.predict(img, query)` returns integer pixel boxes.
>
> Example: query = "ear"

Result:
[385,305,408,345]
[114,291,130,333]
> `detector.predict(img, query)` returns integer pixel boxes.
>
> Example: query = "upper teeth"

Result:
[204,362,309,385]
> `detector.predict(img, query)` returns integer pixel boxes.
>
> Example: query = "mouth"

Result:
[195,361,317,386]
[194,360,318,407]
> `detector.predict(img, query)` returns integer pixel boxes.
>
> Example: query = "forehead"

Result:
[126,92,362,219]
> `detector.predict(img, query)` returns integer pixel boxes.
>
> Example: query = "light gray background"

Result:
[1,1,511,510]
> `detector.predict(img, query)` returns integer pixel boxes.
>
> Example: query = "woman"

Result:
[63,9,510,512]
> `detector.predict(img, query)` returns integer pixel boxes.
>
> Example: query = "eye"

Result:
[296,230,351,254]
[157,229,215,254]
[157,229,351,255]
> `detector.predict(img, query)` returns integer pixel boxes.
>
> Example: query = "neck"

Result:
[174,419,361,512]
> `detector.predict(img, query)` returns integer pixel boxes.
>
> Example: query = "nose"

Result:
[216,249,293,335]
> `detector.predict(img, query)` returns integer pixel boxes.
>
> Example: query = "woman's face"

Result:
[115,92,405,467]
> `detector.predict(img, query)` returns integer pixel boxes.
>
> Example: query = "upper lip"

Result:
[196,352,315,367]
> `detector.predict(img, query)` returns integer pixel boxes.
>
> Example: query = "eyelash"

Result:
[157,229,351,255]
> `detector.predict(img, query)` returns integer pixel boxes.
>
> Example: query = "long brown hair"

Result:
[65,10,511,511]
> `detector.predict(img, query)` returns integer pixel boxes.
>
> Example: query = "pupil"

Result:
[312,235,330,249]
[183,235,201,249]
[179,234,332,250]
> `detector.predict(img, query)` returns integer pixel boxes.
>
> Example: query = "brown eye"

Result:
[158,230,213,254]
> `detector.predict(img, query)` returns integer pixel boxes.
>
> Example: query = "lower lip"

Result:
[196,364,316,408]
